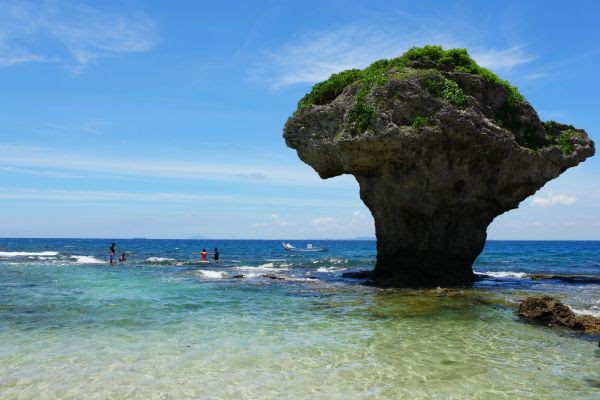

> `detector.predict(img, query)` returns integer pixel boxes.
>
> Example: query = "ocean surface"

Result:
[0,238,599,399]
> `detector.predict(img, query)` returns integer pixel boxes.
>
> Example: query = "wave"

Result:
[570,307,600,318]
[316,266,347,273]
[312,257,349,265]
[144,257,181,265]
[70,255,105,264]
[477,271,528,279]
[0,251,59,257]
[146,257,176,262]
[198,270,226,279]
[233,263,289,272]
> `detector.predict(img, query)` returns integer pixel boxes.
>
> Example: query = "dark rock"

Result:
[261,274,286,280]
[284,49,594,288]
[518,296,600,333]
[528,274,600,284]
[341,270,373,280]
[518,296,580,328]
[231,274,244,279]
[577,315,600,333]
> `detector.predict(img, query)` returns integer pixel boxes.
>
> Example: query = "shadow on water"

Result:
[583,378,600,388]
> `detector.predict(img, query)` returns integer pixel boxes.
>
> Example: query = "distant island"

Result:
[284,45,595,288]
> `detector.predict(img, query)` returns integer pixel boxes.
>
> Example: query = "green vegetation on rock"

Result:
[296,45,526,134]
[397,45,523,105]
[424,78,468,108]
[296,45,524,115]
[412,116,431,128]
[558,129,575,154]
[297,69,362,111]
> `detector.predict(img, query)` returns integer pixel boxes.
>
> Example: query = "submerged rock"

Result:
[518,296,600,333]
[284,46,594,288]
[528,274,600,284]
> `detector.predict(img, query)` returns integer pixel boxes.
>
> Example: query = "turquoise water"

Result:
[1,239,599,399]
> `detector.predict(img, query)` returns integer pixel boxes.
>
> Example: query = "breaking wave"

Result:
[70,255,105,264]
[477,271,528,279]
[0,251,59,257]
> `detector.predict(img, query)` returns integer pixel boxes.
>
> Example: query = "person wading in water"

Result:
[109,243,116,265]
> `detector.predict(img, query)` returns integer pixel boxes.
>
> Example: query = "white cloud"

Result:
[471,46,534,71]
[251,214,296,229]
[0,1,156,71]
[255,27,460,89]
[523,72,549,80]
[311,216,335,225]
[254,25,534,89]
[531,193,577,208]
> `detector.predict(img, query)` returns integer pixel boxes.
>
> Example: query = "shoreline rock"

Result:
[517,296,600,333]
[527,274,600,284]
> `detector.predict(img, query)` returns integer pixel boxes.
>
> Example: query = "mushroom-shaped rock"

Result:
[284,46,594,288]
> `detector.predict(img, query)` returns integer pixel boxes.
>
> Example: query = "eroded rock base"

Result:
[371,250,476,288]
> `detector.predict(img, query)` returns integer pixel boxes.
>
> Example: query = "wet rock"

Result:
[341,270,373,280]
[528,274,600,284]
[518,296,600,333]
[284,47,594,288]
[261,274,286,280]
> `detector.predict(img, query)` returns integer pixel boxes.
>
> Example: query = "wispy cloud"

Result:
[0,188,362,208]
[311,216,335,225]
[254,26,534,89]
[531,193,577,207]
[252,214,296,228]
[0,166,82,179]
[0,144,348,187]
[0,1,156,71]
[471,46,534,71]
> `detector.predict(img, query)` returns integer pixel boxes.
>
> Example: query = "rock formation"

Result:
[283,46,594,288]
[518,296,600,333]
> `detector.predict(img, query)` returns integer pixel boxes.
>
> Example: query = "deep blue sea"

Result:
[1,238,599,399]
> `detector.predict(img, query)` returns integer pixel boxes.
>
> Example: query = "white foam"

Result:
[478,271,528,279]
[317,266,347,273]
[70,255,104,264]
[285,276,319,282]
[233,263,289,273]
[198,270,226,279]
[145,257,176,262]
[570,307,600,318]
[0,251,59,257]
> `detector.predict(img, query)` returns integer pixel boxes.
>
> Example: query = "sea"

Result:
[0,238,599,399]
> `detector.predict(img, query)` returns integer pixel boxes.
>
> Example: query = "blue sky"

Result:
[0,0,598,239]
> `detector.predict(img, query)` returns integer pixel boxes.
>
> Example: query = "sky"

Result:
[0,0,599,239]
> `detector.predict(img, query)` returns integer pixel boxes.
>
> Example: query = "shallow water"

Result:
[0,239,599,399]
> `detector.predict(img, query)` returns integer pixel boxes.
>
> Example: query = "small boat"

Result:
[282,242,327,252]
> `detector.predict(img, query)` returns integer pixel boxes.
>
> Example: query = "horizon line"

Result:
[1,237,599,242]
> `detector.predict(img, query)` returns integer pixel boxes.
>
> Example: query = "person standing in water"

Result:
[200,248,208,261]
[119,252,127,262]
[109,243,116,265]
[213,247,219,263]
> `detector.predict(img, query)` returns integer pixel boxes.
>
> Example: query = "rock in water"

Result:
[518,296,600,333]
[283,46,594,288]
